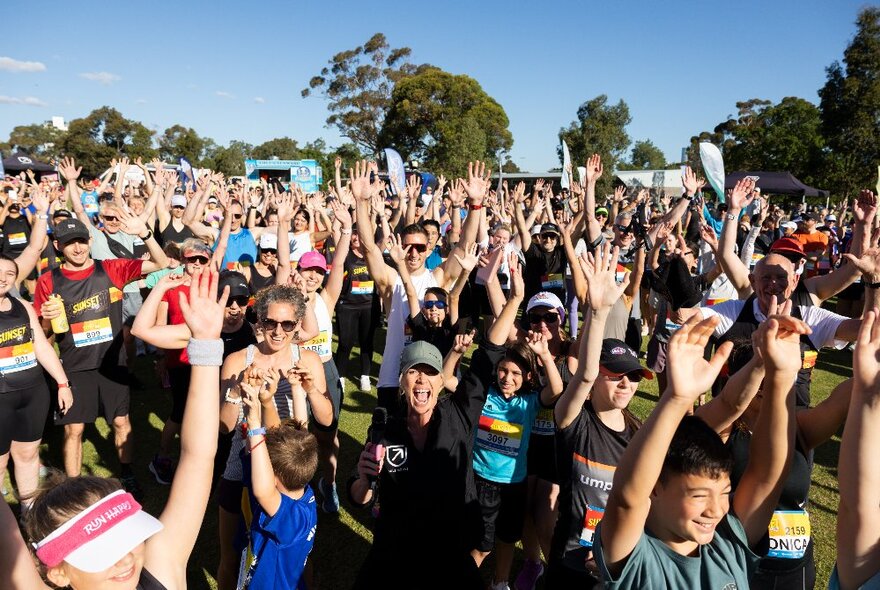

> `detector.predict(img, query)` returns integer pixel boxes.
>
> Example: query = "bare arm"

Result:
[352,162,397,300]
[131,276,191,350]
[718,179,756,298]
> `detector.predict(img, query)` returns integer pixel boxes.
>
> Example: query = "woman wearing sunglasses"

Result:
[214,284,333,590]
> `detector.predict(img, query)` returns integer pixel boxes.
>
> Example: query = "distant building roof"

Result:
[614,169,683,195]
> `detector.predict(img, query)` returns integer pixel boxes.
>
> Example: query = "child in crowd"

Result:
[240,368,319,590]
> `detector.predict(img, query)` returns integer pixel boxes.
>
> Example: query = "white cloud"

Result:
[0,95,47,107]
[79,71,121,85]
[215,90,235,99]
[253,96,266,104]
[135,98,148,104]
[0,57,46,73]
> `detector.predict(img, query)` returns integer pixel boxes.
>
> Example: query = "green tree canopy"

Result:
[819,6,880,197]
[619,139,667,170]
[203,140,253,177]
[379,67,513,177]
[158,125,211,165]
[559,95,632,196]
[302,33,423,155]
[1,122,66,160]
[60,107,156,177]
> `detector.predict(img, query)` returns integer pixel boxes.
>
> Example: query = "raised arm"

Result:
[58,157,92,227]
[116,209,168,274]
[388,235,420,319]
[321,200,352,309]
[717,178,756,298]
[15,186,50,283]
[583,154,604,243]
[241,379,283,516]
[131,274,191,350]
[487,253,524,345]
[438,162,491,287]
[352,160,397,300]
[448,242,479,326]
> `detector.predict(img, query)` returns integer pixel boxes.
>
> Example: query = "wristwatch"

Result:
[725,214,737,222]
[139,229,153,241]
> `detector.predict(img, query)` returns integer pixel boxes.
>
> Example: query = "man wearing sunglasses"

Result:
[33,216,169,499]
[352,160,487,413]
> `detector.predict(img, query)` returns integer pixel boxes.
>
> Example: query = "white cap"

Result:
[526,291,565,313]
[171,194,187,208]
[259,232,278,250]
[825,214,837,221]
[782,221,797,231]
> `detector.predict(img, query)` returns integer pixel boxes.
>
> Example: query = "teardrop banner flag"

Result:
[384,148,406,196]
[699,143,726,203]
[561,140,572,189]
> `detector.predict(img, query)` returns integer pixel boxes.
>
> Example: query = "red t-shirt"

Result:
[33,259,145,316]
[162,283,190,367]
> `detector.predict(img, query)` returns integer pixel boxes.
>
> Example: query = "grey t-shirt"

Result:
[594,513,759,589]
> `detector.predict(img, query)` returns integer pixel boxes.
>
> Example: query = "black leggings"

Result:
[335,303,376,377]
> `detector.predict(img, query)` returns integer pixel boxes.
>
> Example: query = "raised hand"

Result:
[508,252,524,298]
[30,185,50,214]
[579,241,629,311]
[854,308,880,394]
[666,315,732,403]
[117,208,147,236]
[58,157,82,182]
[452,242,480,273]
[329,198,352,228]
[699,223,718,251]
[334,155,343,170]
[239,381,263,426]
[463,161,491,205]
[843,247,880,284]
[525,330,550,357]
[728,178,756,211]
[452,329,477,354]
[854,190,877,225]
[755,301,809,375]
[179,268,229,339]
[682,166,701,196]
[612,185,626,203]
[349,160,375,202]
[447,178,466,208]
[406,174,422,202]
[585,154,603,185]
[388,234,411,266]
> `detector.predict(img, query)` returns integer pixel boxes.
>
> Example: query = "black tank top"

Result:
[52,262,125,372]
[338,251,374,307]
[2,215,30,256]
[247,266,275,295]
[0,297,41,392]
[137,567,167,590]
[160,219,194,247]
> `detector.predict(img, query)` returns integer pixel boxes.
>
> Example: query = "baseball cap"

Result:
[530,225,542,236]
[541,223,561,236]
[599,339,653,379]
[33,490,163,573]
[52,209,72,219]
[526,292,565,313]
[781,221,798,231]
[299,251,328,273]
[400,340,443,374]
[596,207,609,217]
[259,232,278,250]
[800,212,816,222]
[825,214,837,222]
[770,237,806,260]
[53,219,90,245]
[171,194,187,208]
[218,270,250,299]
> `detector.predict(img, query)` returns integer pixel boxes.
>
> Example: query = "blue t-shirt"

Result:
[217,228,257,270]
[247,485,318,590]
[425,245,443,270]
[473,386,540,484]
[80,190,100,216]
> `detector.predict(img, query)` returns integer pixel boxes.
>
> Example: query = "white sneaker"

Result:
[359,375,371,391]
[490,581,510,590]
[339,377,347,392]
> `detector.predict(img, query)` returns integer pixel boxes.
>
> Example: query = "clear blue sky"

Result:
[0,0,869,172]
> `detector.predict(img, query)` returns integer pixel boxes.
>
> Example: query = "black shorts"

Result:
[475,475,528,551]
[313,359,342,432]
[527,433,559,482]
[0,382,50,454]
[56,367,130,426]
[545,557,600,589]
[168,366,192,424]
[216,476,245,514]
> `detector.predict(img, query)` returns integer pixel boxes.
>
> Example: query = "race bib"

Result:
[802,350,818,370]
[71,317,113,347]
[301,329,332,358]
[476,415,523,457]
[579,505,605,547]
[541,273,564,290]
[664,311,683,333]
[0,341,35,373]
[767,510,810,559]
[7,232,26,246]
[532,407,555,436]
[351,280,374,295]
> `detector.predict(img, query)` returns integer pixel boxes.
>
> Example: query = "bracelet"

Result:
[57,381,71,389]
[186,338,224,366]
[37,213,48,220]
[866,281,880,289]
[139,229,153,241]
[470,205,483,210]
[451,204,461,209]
[341,229,352,235]
[248,427,267,437]
[223,389,241,404]
[249,438,266,452]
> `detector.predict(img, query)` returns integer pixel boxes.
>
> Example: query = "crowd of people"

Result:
[0,151,879,590]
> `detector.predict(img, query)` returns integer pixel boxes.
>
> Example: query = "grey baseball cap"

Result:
[400,341,443,374]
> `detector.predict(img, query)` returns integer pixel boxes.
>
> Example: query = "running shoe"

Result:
[491,582,511,590]
[149,455,174,485]
[514,559,544,590]
[120,474,144,502]
[359,375,371,392]
[318,477,340,513]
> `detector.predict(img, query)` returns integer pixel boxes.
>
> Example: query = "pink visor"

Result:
[33,490,163,572]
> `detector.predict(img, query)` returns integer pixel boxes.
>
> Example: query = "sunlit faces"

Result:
[259,248,278,263]
[423,225,440,250]
[650,472,731,552]
[401,364,443,417]
[266,213,279,228]
[57,238,91,268]
[46,542,145,590]
[260,302,299,351]
[182,250,210,275]
[421,292,446,327]
[228,203,244,231]
[127,198,145,217]
[224,296,247,328]
[612,219,635,248]
[749,254,797,313]
[299,267,326,293]
[402,234,429,272]
[592,369,640,411]
[527,306,561,339]
[490,228,511,250]
[100,209,122,234]
[496,358,529,397]
[0,259,17,296]
[293,211,309,233]
[539,231,559,253]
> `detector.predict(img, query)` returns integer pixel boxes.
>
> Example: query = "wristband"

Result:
[186,338,224,366]
[57,381,71,389]
[866,281,880,289]
[249,438,266,452]
[470,205,483,210]
[139,229,153,241]
[451,204,461,209]
[248,427,267,437]
[341,229,352,235]
[37,213,49,220]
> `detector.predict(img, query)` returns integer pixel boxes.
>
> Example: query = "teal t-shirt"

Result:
[144,266,184,289]
[594,513,759,589]
[472,386,540,484]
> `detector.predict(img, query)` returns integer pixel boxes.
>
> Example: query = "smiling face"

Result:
[228,202,244,232]
[421,292,446,326]
[402,232,429,273]
[402,364,444,418]
[592,370,639,411]
[650,472,731,553]
[56,238,92,269]
[749,253,797,314]
[260,302,299,352]
[527,306,561,340]
[490,228,511,250]
[613,217,635,249]
[224,296,247,329]
[47,542,145,590]
[496,359,529,397]
[423,225,439,250]
[299,267,325,294]
[99,207,121,234]
[539,230,559,253]
[293,212,309,233]
[182,249,210,277]
[0,259,17,296]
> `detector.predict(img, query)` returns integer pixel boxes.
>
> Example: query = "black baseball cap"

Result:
[599,339,653,379]
[218,270,250,300]
[541,223,561,236]
[53,219,90,246]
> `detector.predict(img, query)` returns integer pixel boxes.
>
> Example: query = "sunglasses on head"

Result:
[261,317,297,332]
[528,311,559,325]
[615,224,633,234]
[404,243,428,253]
[184,255,210,265]
[423,300,447,310]
[540,233,559,240]
[261,249,277,255]
[102,215,118,222]
[225,295,250,308]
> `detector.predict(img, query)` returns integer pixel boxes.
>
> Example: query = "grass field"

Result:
[3,327,852,588]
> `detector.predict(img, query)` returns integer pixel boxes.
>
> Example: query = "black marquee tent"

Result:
[725,171,828,199]
[2,152,55,176]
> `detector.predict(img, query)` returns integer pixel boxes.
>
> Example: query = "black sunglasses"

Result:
[232,213,243,220]
[101,215,118,222]
[615,224,633,234]
[529,312,559,325]
[423,300,446,310]
[603,371,644,383]
[225,295,250,308]
[404,243,428,253]
[540,233,559,240]
[184,255,210,265]
[261,317,297,332]
[261,249,277,255]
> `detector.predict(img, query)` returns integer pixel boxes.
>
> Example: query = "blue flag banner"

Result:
[179,157,196,191]
[384,148,406,196]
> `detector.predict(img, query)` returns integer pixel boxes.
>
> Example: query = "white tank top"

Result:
[377,270,438,388]
[289,232,312,263]
[301,294,333,361]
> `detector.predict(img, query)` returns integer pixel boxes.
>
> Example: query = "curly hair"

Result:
[253,284,307,326]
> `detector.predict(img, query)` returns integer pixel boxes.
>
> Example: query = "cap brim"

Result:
[401,360,442,375]
[55,233,90,245]
[65,510,163,573]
